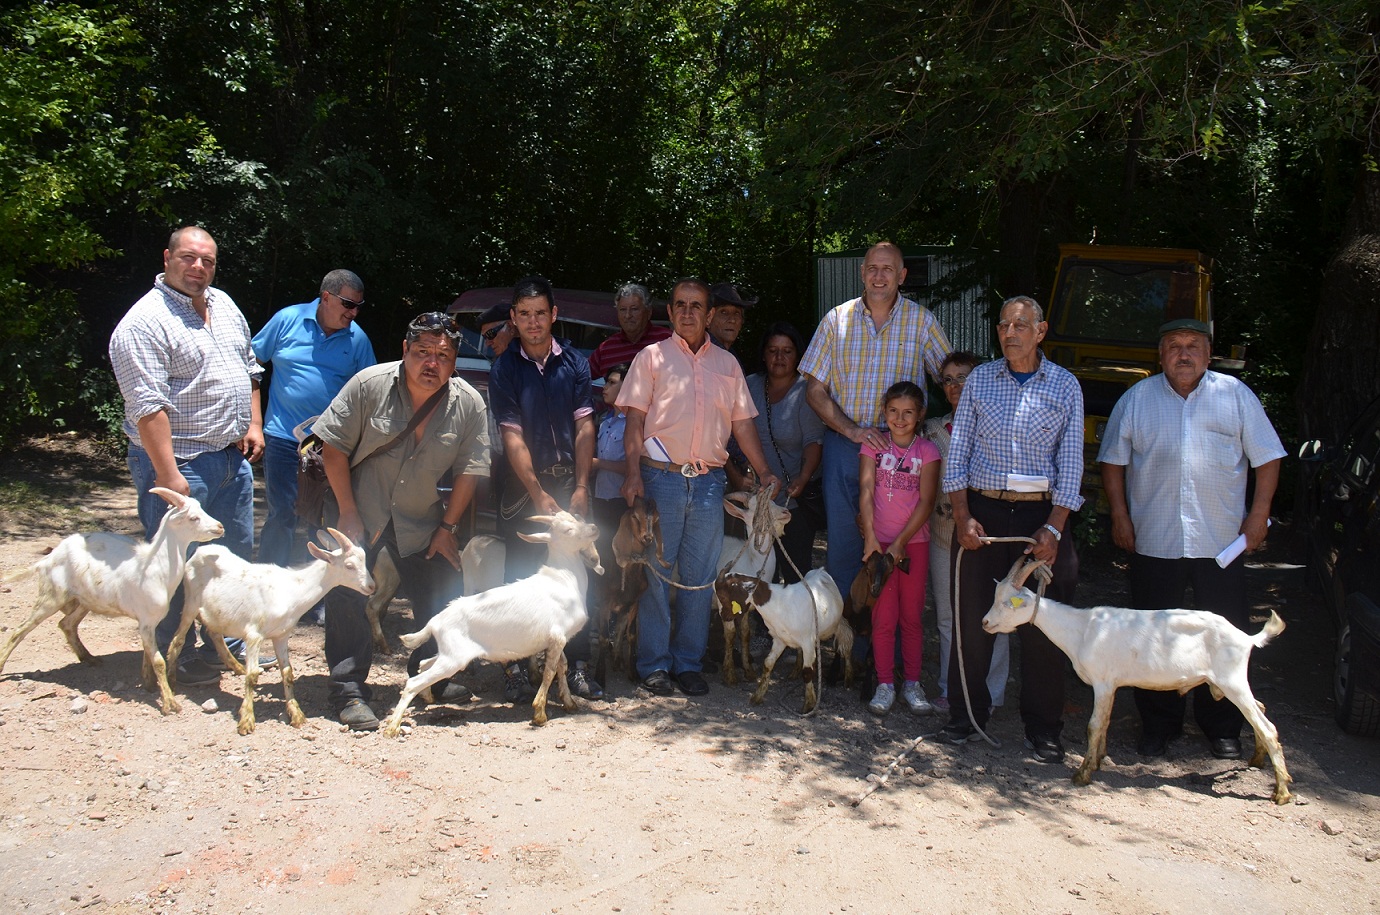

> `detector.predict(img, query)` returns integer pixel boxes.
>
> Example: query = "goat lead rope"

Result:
[951,535,1045,748]
[766,504,823,720]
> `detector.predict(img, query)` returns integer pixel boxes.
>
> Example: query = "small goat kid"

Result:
[0,487,224,714]
[713,489,789,685]
[842,551,908,640]
[715,568,852,713]
[170,528,375,735]
[983,556,1292,805]
[380,512,603,736]
[599,497,668,680]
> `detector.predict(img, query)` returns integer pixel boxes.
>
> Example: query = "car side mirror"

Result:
[1298,439,1327,463]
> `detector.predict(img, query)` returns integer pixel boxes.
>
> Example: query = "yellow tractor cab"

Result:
[1042,244,1242,510]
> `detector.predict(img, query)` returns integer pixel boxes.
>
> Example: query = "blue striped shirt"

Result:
[941,355,1085,511]
[1097,371,1285,559]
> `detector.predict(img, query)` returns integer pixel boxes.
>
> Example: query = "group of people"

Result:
[108,229,1284,764]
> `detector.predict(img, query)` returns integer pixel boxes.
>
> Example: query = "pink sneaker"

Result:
[933,696,950,711]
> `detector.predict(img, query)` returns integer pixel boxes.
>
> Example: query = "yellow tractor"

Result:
[1041,244,1242,511]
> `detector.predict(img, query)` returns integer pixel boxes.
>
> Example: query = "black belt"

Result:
[538,464,575,478]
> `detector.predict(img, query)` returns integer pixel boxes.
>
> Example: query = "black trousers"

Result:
[1129,554,1247,739]
[947,492,1079,737]
[324,525,463,709]
[774,499,822,584]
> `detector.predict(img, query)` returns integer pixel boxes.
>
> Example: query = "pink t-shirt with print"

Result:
[862,435,941,545]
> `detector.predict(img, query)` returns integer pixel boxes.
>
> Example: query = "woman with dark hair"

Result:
[744,322,826,583]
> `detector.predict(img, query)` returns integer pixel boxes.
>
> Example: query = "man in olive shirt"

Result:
[317,312,489,730]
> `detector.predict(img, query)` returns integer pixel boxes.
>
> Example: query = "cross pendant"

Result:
[887,491,893,502]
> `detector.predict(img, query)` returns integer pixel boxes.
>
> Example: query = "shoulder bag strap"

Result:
[357,384,448,465]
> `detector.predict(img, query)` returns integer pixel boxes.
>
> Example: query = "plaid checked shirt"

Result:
[941,354,1086,511]
[110,275,263,460]
[799,296,951,428]
[1097,371,1285,559]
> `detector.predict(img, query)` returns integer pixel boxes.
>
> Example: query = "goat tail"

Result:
[1,564,37,586]
[1253,610,1286,647]
[398,625,433,651]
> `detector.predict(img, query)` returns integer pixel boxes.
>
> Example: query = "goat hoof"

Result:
[237,718,256,736]
[160,699,181,716]
[531,714,548,727]
[381,724,402,738]
[1071,768,1093,787]
[722,670,739,687]
[1273,787,1292,805]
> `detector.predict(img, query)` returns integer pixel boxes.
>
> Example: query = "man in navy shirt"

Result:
[488,277,600,698]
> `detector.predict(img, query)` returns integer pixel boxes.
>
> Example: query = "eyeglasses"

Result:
[997,321,1037,334]
[940,374,969,386]
[407,311,461,339]
[481,324,507,342]
[332,291,364,310]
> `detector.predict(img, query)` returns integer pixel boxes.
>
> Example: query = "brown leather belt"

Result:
[972,488,1051,502]
[641,456,720,478]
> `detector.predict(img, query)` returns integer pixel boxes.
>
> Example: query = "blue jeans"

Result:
[636,466,725,678]
[258,434,301,567]
[822,430,864,605]
[128,443,254,661]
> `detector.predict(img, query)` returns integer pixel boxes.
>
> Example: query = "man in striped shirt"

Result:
[587,283,670,381]
[800,241,950,607]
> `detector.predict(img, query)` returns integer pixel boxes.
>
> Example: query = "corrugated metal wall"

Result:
[814,250,994,358]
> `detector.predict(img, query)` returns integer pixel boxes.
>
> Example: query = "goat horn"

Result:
[527,514,555,525]
[1001,556,1027,584]
[1013,557,1049,590]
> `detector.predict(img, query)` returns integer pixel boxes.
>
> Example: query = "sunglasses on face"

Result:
[481,324,507,341]
[332,291,364,310]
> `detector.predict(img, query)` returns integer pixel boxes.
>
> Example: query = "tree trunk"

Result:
[1296,168,1380,444]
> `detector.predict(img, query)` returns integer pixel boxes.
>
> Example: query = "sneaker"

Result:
[175,656,222,687]
[868,683,895,716]
[504,663,537,703]
[1024,733,1065,763]
[933,695,950,711]
[338,698,379,731]
[901,681,934,714]
[568,663,604,700]
[941,719,983,744]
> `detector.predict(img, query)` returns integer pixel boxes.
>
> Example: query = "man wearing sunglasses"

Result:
[251,271,376,605]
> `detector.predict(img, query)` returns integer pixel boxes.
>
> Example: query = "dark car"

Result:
[1298,395,1380,736]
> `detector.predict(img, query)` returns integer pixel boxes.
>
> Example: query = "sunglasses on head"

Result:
[407,311,461,339]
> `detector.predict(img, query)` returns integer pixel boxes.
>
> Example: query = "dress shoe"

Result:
[338,698,379,731]
[1025,733,1066,763]
[414,680,472,707]
[941,720,982,744]
[641,669,675,696]
[1209,737,1243,760]
[676,671,709,696]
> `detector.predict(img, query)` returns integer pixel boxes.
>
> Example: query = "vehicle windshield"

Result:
[1050,260,1201,346]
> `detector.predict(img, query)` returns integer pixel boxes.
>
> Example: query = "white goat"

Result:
[0,487,224,714]
[715,568,852,713]
[380,512,603,736]
[169,528,375,735]
[983,556,1292,805]
[713,490,789,685]
[365,533,506,652]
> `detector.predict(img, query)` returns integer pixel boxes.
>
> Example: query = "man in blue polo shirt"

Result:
[488,276,599,698]
[252,270,376,580]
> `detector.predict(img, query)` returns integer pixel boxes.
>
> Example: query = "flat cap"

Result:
[476,302,511,325]
[1159,317,1211,337]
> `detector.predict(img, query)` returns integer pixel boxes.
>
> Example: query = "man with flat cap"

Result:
[708,281,757,353]
[1099,317,1285,761]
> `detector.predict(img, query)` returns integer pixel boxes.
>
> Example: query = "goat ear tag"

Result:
[730,600,744,617]
[1008,596,1025,609]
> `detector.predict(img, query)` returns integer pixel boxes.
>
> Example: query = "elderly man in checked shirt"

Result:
[800,241,950,603]
[109,226,264,689]
[1099,318,1284,762]
[939,295,1084,763]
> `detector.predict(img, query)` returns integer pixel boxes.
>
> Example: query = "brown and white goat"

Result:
[983,556,1292,805]
[597,497,667,681]
[715,569,852,713]
[713,489,790,685]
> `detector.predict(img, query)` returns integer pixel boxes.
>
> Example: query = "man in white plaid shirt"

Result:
[801,241,950,603]
[940,295,1084,762]
[109,226,264,688]
[1099,317,1284,761]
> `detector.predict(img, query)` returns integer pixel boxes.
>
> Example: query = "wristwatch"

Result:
[441,521,462,537]
[1042,523,1062,542]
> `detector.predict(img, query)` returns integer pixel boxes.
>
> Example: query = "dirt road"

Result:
[0,438,1376,914]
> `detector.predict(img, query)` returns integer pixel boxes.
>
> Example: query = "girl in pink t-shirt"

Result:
[859,381,941,716]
